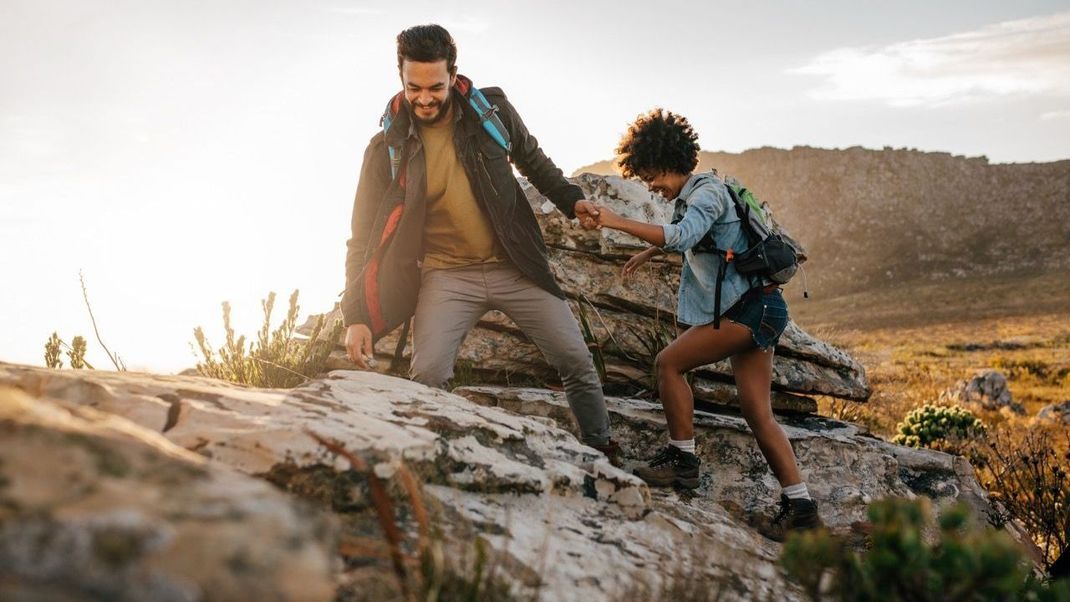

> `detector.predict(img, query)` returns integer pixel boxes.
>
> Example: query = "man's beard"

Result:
[412,96,451,126]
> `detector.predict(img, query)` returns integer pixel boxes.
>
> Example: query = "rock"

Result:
[945,340,1035,352]
[301,173,871,411]
[1037,400,1070,424]
[533,173,675,253]
[0,385,335,602]
[942,369,1025,415]
[1052,545,1070,579]
[0,364,643,508]
[459,386,1044,568]
[455,387,1011,530]
[691,381,817,414]
[0,363,1040,600]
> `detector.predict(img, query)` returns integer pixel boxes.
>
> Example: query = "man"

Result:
[341,24,615,455]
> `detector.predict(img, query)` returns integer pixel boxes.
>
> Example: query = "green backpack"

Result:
[722,176,807,286]
[691,176,808,327]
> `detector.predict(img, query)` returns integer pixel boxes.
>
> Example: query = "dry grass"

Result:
[795,278,1070,571]
[808,310,1070,438]
[788,265,1070,334]
[193,290,344,388]
[969,424,1070,568]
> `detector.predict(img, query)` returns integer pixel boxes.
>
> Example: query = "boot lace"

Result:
[647,446,678,468]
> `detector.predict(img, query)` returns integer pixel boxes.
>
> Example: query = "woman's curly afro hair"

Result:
[614,108,700,179]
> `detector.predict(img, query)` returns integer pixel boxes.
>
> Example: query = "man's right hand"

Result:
[573,199,602,230]
[345,323,374,369]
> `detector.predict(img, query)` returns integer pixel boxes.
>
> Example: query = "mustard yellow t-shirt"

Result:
[418,106,502,269]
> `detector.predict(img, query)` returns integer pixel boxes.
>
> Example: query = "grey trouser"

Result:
[410,261,611,446]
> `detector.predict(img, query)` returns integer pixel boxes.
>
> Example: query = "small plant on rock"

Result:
[67,336,89,369]
[43,332,95,370]
[193,290,343,388]
[44,332,64,369]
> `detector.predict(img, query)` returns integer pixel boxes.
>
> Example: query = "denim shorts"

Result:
[722,288,789,350]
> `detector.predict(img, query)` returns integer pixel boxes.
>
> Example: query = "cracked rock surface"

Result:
[0,363,1026,600]
[455,386,1039,564]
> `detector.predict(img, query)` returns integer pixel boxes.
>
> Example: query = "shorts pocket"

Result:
[757,300,789,346]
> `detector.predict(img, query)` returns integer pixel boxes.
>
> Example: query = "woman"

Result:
[589,108,821,535]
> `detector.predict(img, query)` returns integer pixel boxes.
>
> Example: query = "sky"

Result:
[2,0,1069,373]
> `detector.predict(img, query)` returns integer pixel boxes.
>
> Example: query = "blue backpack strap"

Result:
[380,92,404,180]
[455,75,511,154]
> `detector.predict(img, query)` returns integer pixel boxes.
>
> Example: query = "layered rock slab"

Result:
[455,386,1034,544]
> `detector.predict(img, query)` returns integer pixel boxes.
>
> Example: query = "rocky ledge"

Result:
[0,362,1028,601]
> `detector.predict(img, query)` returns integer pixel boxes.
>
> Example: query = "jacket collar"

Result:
[676,171,718,202]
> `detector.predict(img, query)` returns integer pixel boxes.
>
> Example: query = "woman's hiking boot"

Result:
[633,445,700,489]
[765,494,824,541]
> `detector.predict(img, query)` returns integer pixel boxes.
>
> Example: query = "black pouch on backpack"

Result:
[732,235,798,283]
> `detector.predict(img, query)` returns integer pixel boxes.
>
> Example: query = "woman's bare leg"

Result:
[655,322,754,440]
[731,347,803,487]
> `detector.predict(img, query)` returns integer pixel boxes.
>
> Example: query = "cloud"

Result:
[792,11,1070,107]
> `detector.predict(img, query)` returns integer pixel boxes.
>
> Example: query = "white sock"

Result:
[782,483,811,500]
[669,438,696,455]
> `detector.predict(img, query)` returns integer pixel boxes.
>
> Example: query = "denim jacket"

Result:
[660,172,761,326]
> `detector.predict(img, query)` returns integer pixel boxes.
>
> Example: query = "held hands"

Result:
[574,200,622,231]
[574,199,657,279]
[573,200,601,230]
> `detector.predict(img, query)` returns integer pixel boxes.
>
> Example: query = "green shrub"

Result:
[892,404,985,452]
[193,290,343,388]
[780,497,1070,601]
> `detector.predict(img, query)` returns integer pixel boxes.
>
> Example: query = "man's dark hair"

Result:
[396,24,457,73]
[615,108,700,178]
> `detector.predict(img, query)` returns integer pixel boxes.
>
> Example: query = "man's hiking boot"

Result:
[633,445,700,489]
[765,494,824,541]
[591,439,623,468]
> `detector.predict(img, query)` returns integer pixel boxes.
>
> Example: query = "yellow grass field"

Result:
[789,272,1070,437]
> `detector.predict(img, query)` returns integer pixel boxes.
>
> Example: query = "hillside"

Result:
[574,147,1070,323]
